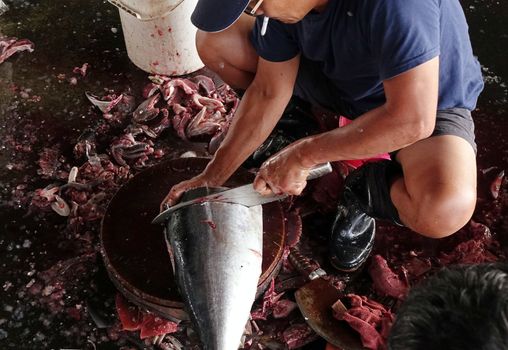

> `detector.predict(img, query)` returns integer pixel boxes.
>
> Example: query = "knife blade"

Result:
[152,162,332,225]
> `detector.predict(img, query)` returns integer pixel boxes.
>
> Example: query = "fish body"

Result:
[166,187,263,350]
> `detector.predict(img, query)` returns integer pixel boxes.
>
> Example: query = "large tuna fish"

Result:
[165,187,263,349]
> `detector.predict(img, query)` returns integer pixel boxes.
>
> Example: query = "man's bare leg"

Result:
[329,134,477,271]
[195,15,258,89]
[393,135,477,238]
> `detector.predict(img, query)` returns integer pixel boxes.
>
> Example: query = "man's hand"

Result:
[160,174,216,211]
[253,141,311,196]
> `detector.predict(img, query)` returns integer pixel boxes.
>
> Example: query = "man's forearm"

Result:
[298,104,435,167]
[202,86,292,184]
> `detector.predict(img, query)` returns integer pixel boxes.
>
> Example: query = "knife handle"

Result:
[289,247,327,281]
[306,162,332,181]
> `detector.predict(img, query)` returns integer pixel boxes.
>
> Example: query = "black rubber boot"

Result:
[329,160,403,271]
[243,96,318,168]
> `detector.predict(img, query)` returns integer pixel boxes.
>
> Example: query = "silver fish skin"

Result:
[166,187,263,350]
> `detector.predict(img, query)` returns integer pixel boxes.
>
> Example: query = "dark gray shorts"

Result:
[293,58,477,153]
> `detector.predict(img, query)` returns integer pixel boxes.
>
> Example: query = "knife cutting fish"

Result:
[152,162,332,224]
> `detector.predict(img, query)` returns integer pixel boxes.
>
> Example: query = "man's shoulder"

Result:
[359,0,440,17]
[355,0,442,34]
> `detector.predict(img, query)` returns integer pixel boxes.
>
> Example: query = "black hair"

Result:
[388,263,508,350]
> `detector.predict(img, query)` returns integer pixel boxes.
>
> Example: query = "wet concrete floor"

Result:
[0,0,507,349]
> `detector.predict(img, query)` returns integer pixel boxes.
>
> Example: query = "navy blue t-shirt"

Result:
[251,0,484,114]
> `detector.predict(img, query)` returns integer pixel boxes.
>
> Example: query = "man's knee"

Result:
[195,30,222,67]
[411,184,476,238]
[195,24,258,85]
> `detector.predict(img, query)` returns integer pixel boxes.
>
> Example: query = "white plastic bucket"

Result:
[109,0,204,76]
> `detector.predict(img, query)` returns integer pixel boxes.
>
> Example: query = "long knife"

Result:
[152,162,332,225]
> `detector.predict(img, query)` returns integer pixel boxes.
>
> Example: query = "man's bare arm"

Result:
[200,54,301,183]
[161,54,301,206]
[297,57,439,167]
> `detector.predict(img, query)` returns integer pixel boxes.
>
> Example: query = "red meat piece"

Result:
[335,294,394,350]
[282,323,316,349]
[0,37,34,64]
[115,294,142,331]
[368,255,408,299]
[438,239,499,264]
[272,299,298,319]
[251,279,284,320]
[139,313,178,339]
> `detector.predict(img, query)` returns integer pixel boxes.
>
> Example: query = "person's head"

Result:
[388,263,508,350]
[191,0,327,32]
